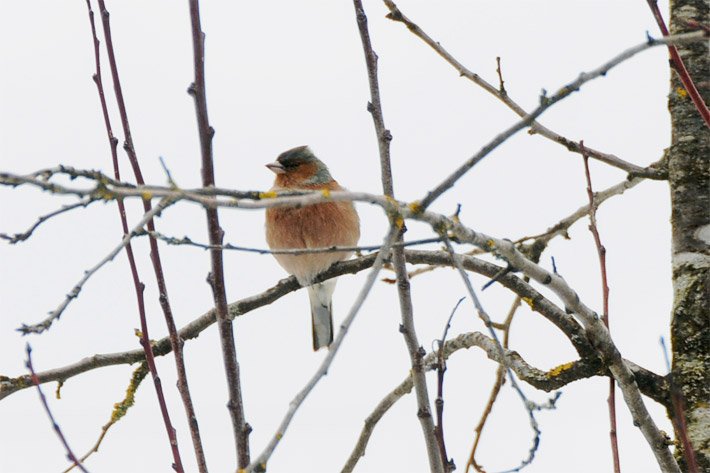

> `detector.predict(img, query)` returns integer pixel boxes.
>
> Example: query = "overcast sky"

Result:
[1,1,679,472]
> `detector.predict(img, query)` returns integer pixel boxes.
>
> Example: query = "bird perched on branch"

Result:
[265,146,360,350]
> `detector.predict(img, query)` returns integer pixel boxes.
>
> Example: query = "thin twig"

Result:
[139,229,441,255]
[26,344,90,473]
[0,198,94,244]
[18,197,174,335]
[581,143,621,473]
[26,164,127,187]
[515,176,648,245]
[187,0,250,468]
[495,56,506,95]
[247,227,400,472]
[435,297,466,472]
[91,1,206,469]
[383,0,678,180]
[644,0,710,127]
[660,338,699,473]
[682,19,710,34]
[352,1,443,471]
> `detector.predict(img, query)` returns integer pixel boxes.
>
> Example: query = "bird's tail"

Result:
[307,280,336,351]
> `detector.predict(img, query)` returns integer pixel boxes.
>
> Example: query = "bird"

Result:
[265,146,360,350]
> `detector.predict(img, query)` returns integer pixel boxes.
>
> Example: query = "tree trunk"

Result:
[667,1,710,471]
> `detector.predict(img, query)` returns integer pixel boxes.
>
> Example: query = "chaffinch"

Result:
[265,146,361,350]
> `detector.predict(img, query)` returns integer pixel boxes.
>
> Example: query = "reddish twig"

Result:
[26,344,90,473]
[581,142,621,473]
[660,338,699,473]
[89,1,206,470]
[644,0,710,128]
[683,19,710,34]
[669,388,699,473]
[495,56,506,96]
[187,0,250,469]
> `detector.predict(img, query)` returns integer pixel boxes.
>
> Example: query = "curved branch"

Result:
[0,198,94,244]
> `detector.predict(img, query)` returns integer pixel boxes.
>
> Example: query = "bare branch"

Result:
[0,198,94,244]
[495,56,506,95]
[516,174,647,245]
[187,0,250,468]
[434,297,466,472]
[139,229,441,255]
[581,143,621,472]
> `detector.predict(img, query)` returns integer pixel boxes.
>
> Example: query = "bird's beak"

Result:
[266,161,286,174]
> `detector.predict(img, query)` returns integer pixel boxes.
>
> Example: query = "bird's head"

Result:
[266,145,333,188]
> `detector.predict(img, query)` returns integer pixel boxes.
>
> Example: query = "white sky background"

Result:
[0,1,678,472]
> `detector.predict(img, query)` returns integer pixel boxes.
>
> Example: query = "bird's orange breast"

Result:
[265,181,360,284]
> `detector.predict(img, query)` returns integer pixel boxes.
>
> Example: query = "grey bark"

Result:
[668,1,710,471]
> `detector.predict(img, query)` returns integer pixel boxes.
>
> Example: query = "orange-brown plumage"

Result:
[264,146,360,350]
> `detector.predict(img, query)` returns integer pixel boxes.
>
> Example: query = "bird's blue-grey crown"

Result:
[277,145,332,184]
